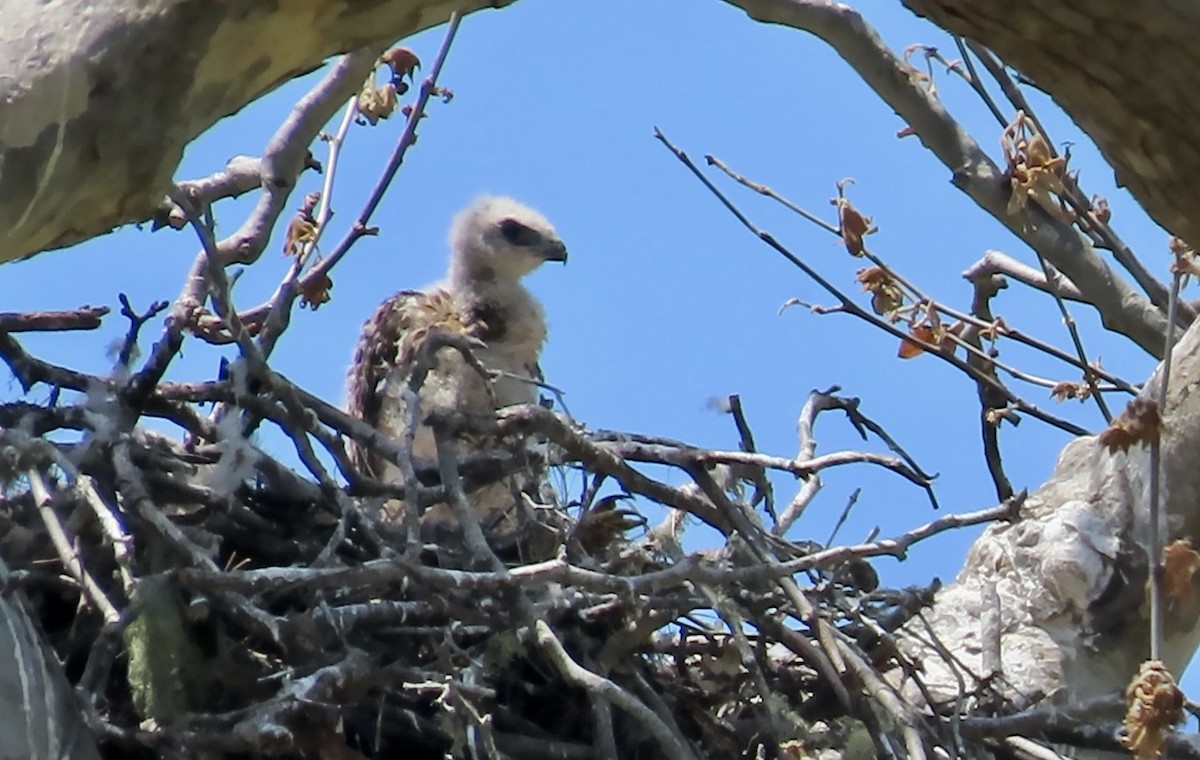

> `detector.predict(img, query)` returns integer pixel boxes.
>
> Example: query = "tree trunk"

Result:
[0,0,512,263]
[901,317,1200,706]
[0,558,103,760]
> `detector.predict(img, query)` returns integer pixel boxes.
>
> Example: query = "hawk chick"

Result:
[346,196,567,540]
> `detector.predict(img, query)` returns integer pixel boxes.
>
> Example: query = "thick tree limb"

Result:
[0,0,511,262]
[895,312,1200,710]
[902,0,1200,252]
[717,0,1171,357]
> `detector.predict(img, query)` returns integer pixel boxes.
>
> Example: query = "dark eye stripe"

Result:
[499,218,542,247]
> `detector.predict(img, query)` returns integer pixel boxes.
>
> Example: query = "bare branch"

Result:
[0,307,110,333]
[533,620,696,760]
[717,0,1171,357]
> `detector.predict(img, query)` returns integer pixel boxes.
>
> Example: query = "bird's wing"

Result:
[346,287,468,478]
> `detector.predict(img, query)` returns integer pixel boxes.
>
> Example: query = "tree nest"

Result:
[1,294,1015,758]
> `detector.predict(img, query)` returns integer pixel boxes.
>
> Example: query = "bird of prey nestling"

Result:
[346,196,568,552]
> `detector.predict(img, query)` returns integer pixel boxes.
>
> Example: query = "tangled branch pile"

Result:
[4,290,990,758]
[11,291,1199,759]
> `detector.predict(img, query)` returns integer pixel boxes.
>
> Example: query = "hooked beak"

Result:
[542,239,568,264]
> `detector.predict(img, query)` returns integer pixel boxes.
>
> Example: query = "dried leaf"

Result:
[1098,398,1161,453]
[300,273,333,310]
[898,319,955,359]
[1122,660,1185,758]
[1025,132,1053,167]
[856,266,903,315]
[1009,160,1069,220]
[1168,236,1200,278]
[381,47,421,80]
[836,197,874,256]
[1162,539,1200,613]
[1050,380,1091,403]
[283,216,317,257]
[1002,111,1071,222]
[898,324,935,359]
[357,82,398,125]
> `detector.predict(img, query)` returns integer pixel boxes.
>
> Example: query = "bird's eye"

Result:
[498,218,541,247]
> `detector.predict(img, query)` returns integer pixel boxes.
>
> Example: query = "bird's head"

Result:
[448,196,568,286]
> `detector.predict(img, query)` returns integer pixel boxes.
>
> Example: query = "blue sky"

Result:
[2,0,1183,692]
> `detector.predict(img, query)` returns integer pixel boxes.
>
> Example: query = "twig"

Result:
[655,127,1088,437]
[115,294,169,371]
[1148,271,1182,659]
[718,0,1170,356]
[589,693,618,759]
[825,487,861,548]
[128,50,376,403]
[433,433,506,571]
[533,620,696,760]
[397,330,490,554]
[590,437,935,504]
[0,306,110,332]
[347,15,462,239]
[964,270,1015,501]
[259,9,467,322]
[710,151,1134,409]
[962,39,1191,327]
[0,329,100,393]
[964,250,1084,302]
[155,155,274,231]
[718,393,776,520]
[774,476,822,537]
[949,90,1112,420]
[1036,256,1111,421]
[949,36,1007,126]
[210,49,380,266]
[251,90,358,355]
[26,467,121,624]
[980,581,1002,684]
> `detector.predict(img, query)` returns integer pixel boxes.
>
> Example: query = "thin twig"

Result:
[1148,272,1182,659]
[962,39,1190,327]
[825,487,862,548]
[534,620,696,760]
[26,467,121,624]
[656,128,1088,436]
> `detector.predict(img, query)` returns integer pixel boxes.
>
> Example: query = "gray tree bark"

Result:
[902,0,1200,261]
[0,558,103,760]
[0,0,511,263]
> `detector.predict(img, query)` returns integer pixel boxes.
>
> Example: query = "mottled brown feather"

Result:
[343,196,560,521]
